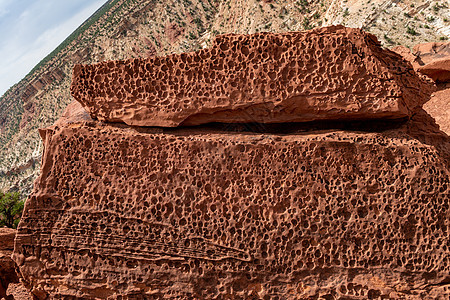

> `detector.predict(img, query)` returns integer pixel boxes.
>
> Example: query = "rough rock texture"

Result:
[413,42,450,66]
[14,28,450,299]
[13,114,450,298]
[418,59,450,83]
[424,84,450,136]
[5,283,33,300]
[71,26,434,127]
[392,42,450,82]
[393,42,450,136]
[0,228,18,300]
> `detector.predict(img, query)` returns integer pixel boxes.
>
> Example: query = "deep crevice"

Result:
[136,117,410,135]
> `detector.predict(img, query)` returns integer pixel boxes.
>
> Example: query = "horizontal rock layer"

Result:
[71,26,434,127]
[13,119,450,299]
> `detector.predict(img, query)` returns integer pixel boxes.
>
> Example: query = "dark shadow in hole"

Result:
[162,117,409,135]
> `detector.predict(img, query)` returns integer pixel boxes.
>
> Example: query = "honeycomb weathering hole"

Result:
[13,26,450,299]
[13,124,450,298]
[70,25,434,128]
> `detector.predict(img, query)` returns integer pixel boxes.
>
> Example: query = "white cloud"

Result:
[0,0,13,17]
[0,7,9,18]
[0,0,107,97]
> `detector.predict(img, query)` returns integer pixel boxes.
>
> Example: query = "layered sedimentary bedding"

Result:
[14,27,450,299]
[71,25,434,127]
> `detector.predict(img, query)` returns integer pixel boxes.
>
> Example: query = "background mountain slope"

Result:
[0,0,449,194]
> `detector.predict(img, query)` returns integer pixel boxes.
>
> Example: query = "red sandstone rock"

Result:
[392,42,450,135]
[14,27,450,299]
[13,113,450,298]
[0,228,18,300]
[71,26,434,127]
[5,283,32,300]
[417,58,450,82]
[423,83,450,135]
[413,42,450,65]
[0,228,15,251]
[391,45,419,67]
[53,99,93,127]
[393,42,450,82]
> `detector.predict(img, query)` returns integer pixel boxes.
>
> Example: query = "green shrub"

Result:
[384,34,394,44]
[406,26,418,35]
[343,8,349,17]
[0,191,25,228]
[303,17,313,30]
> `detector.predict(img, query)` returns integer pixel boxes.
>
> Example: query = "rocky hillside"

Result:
[0,0,449,194]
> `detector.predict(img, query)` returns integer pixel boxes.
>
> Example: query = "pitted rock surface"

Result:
[70,26,434,127]
[14,27,450,299]
[13,117,450,299]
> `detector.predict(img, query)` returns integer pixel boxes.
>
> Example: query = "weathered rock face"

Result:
[14,117,450,299]
[413,42,450,66]
[418,59,450,83]
[53,99,93,127]
[0,228,18,299]
[424,84,450,136]
[393,42,450,136]
[392,42,450,83]
[14,27,450,299]
[71,25,434,127]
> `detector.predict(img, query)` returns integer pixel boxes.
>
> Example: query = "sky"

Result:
[0,0,108,97]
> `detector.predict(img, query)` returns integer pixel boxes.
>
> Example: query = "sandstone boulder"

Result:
[413,42,450,65]
[71,25,434,127]
[0,228,18,300]
[13,112,450,299]
[14,27,450,299]
[393,42,450,82]
[423,84,450,135]
[417,58,450,82]
[392,42,450,135]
